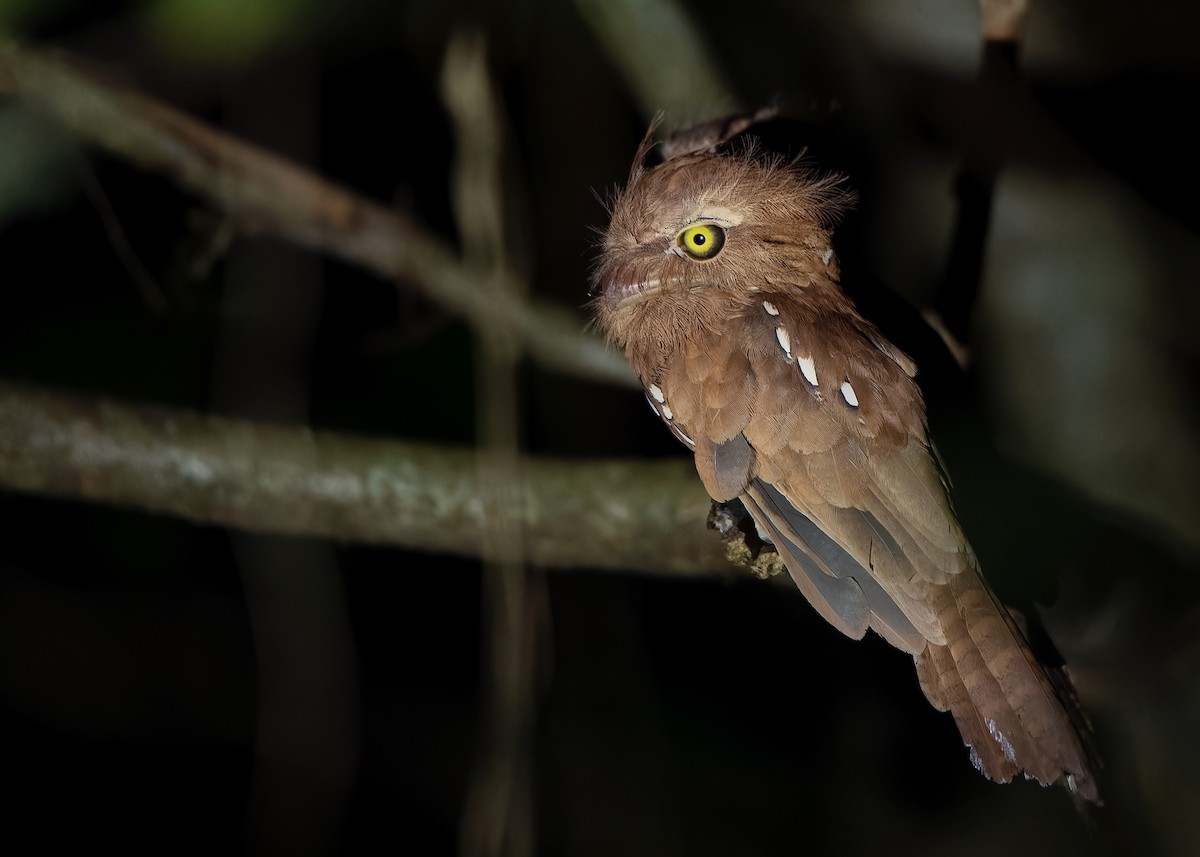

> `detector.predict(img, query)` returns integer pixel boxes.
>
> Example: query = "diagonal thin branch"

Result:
[930,1,1029,356]
[0,382,729,577]
[0,41,633,388]
[573,0,738,121]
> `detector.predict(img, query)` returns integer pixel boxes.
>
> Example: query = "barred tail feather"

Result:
[914,567,1101,802]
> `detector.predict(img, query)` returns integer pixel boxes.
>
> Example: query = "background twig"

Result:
[443,33,542,857]
[0,41,633,388]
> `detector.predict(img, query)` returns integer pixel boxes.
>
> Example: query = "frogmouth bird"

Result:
[591,128,1100,800]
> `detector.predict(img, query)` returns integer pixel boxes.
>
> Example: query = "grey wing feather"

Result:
[742,484,871,640]
[746,480,928,654]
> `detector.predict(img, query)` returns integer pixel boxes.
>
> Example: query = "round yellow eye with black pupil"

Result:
[676,223,726,260]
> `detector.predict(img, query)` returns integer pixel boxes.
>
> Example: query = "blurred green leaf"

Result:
[0,106,76,225]
[145,0,317,67]
[0,0,77,35]
[0,0,37,26]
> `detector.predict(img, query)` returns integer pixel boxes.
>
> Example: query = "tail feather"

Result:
[925,640,1020,783]
[914,567,1100,802]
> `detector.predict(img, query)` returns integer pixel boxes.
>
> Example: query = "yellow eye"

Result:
[676,223,726,260]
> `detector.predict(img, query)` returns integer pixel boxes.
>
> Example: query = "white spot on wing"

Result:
[661,402,673,420]
[840,381,859,408]
[762,300,779,316]
[648,384,665,403]
[775,326,792,359]
[986,718,1017,764]
[966,743,985,775]
[797,355,818,387]
[822,248,833,266]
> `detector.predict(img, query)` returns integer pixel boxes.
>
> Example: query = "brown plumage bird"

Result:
[591,130,1100,801]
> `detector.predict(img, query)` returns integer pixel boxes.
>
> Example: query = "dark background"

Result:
[1,1,1198,855]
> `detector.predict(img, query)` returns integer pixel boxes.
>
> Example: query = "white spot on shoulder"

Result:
[775,326,792,359]
[822,248,834,266]
[762,300,779,316]
[648,383,665,403]
[661,402,673,420]
[797,354,818,387]
[840,380,859,408]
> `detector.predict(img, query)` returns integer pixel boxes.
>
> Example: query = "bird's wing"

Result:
[658,301,969,649]
[656,303,1099,796]
[746,429,964,650]
[741,478,925,651]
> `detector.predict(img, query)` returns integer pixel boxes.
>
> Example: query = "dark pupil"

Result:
[693,233,706,247]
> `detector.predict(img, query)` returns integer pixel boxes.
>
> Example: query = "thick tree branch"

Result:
[0,41,633,388]
[0,383,729,576]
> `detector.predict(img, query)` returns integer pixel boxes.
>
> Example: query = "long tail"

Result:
[914,567,1102,802]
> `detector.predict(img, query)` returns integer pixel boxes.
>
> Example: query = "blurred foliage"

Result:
[0,106,76,223]
[0,0,76,35]
[144,0,321,67]
[0,0,1198,855]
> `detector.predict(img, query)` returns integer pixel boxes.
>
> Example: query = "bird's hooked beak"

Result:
[589,233,673,305]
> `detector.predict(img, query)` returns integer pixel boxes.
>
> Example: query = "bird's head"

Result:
[590,143,852,371]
